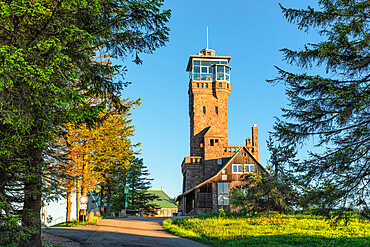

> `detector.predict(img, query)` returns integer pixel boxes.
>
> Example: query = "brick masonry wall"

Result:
[182,163,204,192]
[189,81,230,158]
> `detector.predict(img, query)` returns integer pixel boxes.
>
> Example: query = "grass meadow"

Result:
[162,213,370,246]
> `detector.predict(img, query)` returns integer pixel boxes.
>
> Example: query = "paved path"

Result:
[44,217,209,247]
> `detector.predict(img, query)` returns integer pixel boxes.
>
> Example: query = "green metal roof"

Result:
[148,190,178,209]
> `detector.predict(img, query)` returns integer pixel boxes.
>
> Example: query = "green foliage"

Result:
[218,207,225,218]
[230,168,298,214]
[0,202,34,245]
[231,137,299,214]
[268,1,370,217]
[163,213,370,247]
[0,0,170,245]
[111,157,160,215]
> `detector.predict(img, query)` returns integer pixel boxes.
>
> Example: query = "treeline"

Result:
[0,1,171,246]
[45,97,142,221]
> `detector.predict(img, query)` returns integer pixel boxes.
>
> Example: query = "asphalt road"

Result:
[44,217,209,247]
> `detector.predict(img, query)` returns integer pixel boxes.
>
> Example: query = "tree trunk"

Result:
[106,182,111,216]
[100,185,105,216]
[80,157,88,221]
[76,182,80,222]
[66,188,72,222]
[20,148,42,247]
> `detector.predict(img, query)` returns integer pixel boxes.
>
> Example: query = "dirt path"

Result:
[44,217,209,247]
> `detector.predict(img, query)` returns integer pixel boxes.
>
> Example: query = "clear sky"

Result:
[120,0,321,198]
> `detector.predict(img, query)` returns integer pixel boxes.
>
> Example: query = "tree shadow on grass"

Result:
[195,234,370,247]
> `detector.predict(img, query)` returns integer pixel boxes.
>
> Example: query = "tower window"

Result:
[203,106,206,114]
[206,83,208,88]
[201,83,204,88]
[215,139,219,144]
[197,83,199,88]
[219,83,222,87]
[227,84,229,89]
[210,139,214,146]
[215,107,218,114]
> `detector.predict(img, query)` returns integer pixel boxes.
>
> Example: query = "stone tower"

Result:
[181,48,259,193]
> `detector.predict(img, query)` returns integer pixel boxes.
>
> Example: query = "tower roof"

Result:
[186,49,231,71]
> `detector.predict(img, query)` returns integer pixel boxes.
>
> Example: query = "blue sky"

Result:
[120,0,321,198]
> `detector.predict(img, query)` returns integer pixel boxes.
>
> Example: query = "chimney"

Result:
[252,124,259,161]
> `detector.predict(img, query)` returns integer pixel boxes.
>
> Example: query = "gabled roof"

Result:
[176,146,266,200]
[148,190,178,209]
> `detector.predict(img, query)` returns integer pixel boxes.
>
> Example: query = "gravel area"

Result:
[42,231,80,247]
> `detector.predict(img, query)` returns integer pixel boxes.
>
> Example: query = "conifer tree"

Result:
[91,98,140,215]
[269,1,370,218]
[0,1,170,245]
[231,138,298,213]
[111,158,160,215]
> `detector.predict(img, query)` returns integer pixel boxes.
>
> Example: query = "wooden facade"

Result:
[177,147,266,215]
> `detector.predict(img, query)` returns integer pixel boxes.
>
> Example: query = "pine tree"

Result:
[111,158,160,215]
[269,1,370,218]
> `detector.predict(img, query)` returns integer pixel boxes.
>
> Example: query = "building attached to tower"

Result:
[176,48,266,215]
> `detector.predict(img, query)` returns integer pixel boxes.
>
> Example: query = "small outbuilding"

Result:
[147,190,178,217]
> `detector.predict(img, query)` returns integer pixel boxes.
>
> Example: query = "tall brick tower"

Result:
[181,48,230,191]
[181,48,259,193]
[187,48,231,157]
[178,48,261,215]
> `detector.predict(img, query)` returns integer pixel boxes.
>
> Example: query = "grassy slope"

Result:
[50,216,102,227]
[162,213,370,247]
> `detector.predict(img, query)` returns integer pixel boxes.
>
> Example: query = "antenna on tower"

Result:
[206,26,209,49]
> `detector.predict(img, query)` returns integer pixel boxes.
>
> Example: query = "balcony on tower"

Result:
[186,49,231,83]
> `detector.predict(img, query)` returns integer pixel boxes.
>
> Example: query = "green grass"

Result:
[162,213,370,246]
[50,216,102,227]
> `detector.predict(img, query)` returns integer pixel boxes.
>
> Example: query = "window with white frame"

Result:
[244,164,255,173]
[191,59,229,81]
[232,164,243,174]
[217,183,229,205]
[232,164,255,174]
